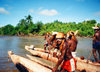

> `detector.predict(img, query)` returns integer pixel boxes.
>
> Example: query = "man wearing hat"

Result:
[52,32,76,72]
[67,31,78,58]
[92,25,100,62]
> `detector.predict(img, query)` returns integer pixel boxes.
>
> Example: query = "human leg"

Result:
[98,50,100,60]
[44,43,46,51]
[60,68,75,72]
[92,48,98,62]
[60,68,68,72]
[44,42,48,52]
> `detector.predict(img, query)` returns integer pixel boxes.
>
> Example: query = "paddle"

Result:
[87,50,93,63]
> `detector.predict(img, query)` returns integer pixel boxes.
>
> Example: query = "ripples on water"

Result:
[0,36,97,72]
[0,36,44,72]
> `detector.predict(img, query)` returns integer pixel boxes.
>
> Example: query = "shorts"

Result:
[72,52,77,58]
[61,57,76,72]
[93,42,100,50]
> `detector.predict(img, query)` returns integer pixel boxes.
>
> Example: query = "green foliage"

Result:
[0,15,99,37]
[0,24,16,35]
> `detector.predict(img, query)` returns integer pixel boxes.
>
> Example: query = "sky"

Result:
[0,0,100,27]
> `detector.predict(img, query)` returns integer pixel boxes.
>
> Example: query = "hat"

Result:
[47,32,49,35]
[92,23,99,30]
[69,31,74,35]
[52,31,58,35]
[56,32,65,38]
[92,26,99,30]
[67,31,74,37]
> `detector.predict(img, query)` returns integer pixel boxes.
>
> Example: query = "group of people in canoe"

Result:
[43,24,100,72]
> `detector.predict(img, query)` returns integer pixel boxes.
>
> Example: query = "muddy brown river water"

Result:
[0,36,96,72]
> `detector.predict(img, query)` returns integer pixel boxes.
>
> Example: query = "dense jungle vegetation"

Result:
[0,15,100,37]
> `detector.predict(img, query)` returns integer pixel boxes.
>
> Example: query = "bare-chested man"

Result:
[52,32,76,72]
[92,26,100,62]
[67,31,78,58]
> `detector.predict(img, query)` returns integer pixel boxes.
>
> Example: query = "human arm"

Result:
[68,40,71,48]
[52,43,67,72]
[93,34,96,44]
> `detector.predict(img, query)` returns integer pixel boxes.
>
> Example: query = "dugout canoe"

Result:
[26,54,53,69]
[25,45,54,54]
[25,46,100,72]
[25,47,58,63]
[8,51,52,72]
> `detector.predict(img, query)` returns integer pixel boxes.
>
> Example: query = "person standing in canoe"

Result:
[52,32,76,72]
[92,24,100,62]
[44,32,51,52]
[67,31,78,58]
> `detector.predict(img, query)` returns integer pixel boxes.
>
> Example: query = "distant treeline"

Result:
[0,15,100,37]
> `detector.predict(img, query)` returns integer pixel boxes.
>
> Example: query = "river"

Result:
[0,36,96,72]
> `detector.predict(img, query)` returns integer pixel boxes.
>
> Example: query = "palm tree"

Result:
[25,15,32,25]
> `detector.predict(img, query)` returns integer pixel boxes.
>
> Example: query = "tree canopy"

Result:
[0,15,100,37]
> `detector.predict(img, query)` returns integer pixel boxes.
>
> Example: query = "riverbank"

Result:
[18,34,93,39]
[0,34,93,39]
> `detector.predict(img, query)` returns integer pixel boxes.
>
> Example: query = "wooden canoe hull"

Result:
[8,51,52,72]
[25,47,58,63]
[26,54,53,69]
[25,46,100,72]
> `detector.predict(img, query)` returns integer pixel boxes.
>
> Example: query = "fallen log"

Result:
[8,51,52,72]
[25,47,100,72]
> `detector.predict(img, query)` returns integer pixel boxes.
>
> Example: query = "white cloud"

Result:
[94,12,100,16]
[39,9,59,16]
[28,9,34,13]
[0,7,10,14]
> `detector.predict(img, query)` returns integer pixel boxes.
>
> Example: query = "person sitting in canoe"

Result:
[49,32,61,57]
[44,31,60,58]
[44,32,58,54]
[67,31,78,58]
[92,24,100,62]
[52,32,76,72]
